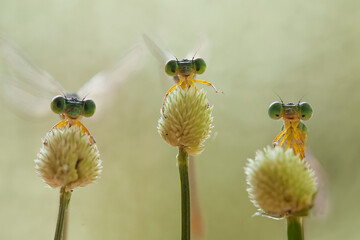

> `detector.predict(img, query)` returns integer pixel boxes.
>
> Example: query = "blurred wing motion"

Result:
[77,45,143,116]
[143,34,174,65]
[144,35,218,110]
[0,37,65,117]
[143,34,175,90]
[144,34,211,63]
[0,37,143,119]
[306,149,329,217]
[185,35,211,63]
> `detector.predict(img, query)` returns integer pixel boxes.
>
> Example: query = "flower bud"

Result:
[158,88,213,155]
[35,126,102,192]
[245,146,317,218]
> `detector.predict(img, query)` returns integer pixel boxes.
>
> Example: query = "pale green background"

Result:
[0,0,359,239]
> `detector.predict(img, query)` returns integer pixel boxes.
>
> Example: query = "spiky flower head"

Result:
[35,126,102,192]
[245,146,317,218]
[158,87,213,155]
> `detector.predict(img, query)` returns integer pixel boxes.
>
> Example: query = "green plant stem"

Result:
[54,187,72,240]
[177,147,190,240]
[63,205,69,240]
[287,217,303,240]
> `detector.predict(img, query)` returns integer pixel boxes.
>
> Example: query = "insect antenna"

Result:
[81,91,91,101]
[273,91,284,105]
[191,48,201,61]
[297,95,305,105]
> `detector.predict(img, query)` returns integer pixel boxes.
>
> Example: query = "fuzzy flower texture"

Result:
[158,87,213,155]
[35,126,102,192]
[245,146,317,218]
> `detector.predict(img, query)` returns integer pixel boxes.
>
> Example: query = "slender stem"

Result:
[177,147,190,240]
[287,217,303,240]
[189,156,204,237]
[54,187,72,240]
[63,205,69,240]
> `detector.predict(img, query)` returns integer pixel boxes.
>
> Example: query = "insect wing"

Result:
[306,149,329,216]
[185,35,211,62]
[0,37,65,117]
[77,45,143,117]
[143,34,183,91]
[144,34,211,87]
[143,34,174,64]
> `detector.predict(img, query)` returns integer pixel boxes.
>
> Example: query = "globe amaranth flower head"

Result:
[158,87,213,156]
[245,146,317,218]
[35,126,102,192]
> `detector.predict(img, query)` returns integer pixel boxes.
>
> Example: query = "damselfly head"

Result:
[51,95,96,119]
[165,58,206,77]
[268,101,312,121]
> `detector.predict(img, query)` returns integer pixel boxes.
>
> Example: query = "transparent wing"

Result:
[0,37,65,117]
[144,34,211,88]
[185,35,211,62]
[77,45,143,117]
[143,34,178,89]
[306,149,329,216]
[143,34,175,64]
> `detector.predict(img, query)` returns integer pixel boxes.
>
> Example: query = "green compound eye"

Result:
[165,60,178,76]
[51,96,66,114]
[83,99,96,117]
[194,58,206,74]
[299,102,312,120]
[268,102,283,119]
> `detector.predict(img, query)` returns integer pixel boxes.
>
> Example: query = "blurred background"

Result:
[0,0,359,239]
